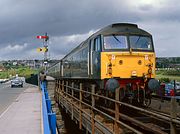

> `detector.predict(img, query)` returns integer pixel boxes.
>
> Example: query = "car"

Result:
[164,83,174,96]
[11,78,23,88]
[175,82,180,90]
[174,82,180,95]
[0,79,9,83]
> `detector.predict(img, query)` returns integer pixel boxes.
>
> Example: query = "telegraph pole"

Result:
[37,33,49,72]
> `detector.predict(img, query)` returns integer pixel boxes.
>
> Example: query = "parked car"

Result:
[174,82,180,95]
[11,78,23,88]
[175,82,180,90]
[0,79,9,83]
[165,83,174,96]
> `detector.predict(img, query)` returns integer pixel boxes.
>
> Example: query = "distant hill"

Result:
[156,57,180,68]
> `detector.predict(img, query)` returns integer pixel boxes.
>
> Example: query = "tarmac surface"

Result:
[0,83,41,134]
[0,82,25,114]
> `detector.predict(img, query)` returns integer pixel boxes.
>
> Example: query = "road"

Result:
[0,81,29,114]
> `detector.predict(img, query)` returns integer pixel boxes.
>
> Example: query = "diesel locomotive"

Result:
[47,23,159,106]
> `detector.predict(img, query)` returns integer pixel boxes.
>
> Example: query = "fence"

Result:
[55,80,141,134]
[55,80,180,134]
[41,81,56,134]
[25,74,38,85]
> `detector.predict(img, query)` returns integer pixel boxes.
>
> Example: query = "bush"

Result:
[159,77,170,83]
[162,70,180,76]
[0,67,38,79]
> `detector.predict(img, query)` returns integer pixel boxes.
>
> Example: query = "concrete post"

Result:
[79,83,82,129]
[114,87,120,134]
[91,84,95,134]
[71,82,74,120]
[170,97,177,134]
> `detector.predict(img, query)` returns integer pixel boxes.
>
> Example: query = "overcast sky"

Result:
[0,0,179,60]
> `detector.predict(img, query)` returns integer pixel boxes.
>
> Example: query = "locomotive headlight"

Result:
[107,62,112,75]
[108,62,112,67]
[148,68,152,74]
[131,70,137,76]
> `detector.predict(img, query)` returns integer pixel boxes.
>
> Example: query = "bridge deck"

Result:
[0,87,41,134]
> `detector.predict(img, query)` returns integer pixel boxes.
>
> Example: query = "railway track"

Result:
[150,96,180,118]
[54,80,180,134]
[98,103,179,134]
[147,107,180,121]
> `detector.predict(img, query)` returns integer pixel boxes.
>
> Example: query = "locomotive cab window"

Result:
[129,36,153,51]
[104,35,128,49]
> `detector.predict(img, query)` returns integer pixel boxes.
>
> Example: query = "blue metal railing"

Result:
[41,81,56,134]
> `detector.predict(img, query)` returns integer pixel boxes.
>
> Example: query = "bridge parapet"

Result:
[41,82,56,134]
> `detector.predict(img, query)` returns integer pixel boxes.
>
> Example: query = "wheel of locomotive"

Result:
[104,90,115,109]
[119,88,126,102]
[82,84,91,98]
[143,91,152,107]
[143,98,151,107]
[138,90,145,106]
[104,78,120,109]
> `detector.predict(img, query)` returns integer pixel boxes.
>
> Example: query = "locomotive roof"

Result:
[90,23,151,38]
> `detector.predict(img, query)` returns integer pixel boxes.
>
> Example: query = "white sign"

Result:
[145,55,148,60]
[112,55,115,60]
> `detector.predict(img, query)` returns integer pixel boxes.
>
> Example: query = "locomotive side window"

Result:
[104,35,128,49]
[90,39,94,51]
[94,37,101,52]
[129,36,153,51]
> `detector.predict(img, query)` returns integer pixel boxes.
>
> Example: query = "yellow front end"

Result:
[101,52,156,79]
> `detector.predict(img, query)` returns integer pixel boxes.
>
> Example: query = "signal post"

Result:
[37,33,49,71]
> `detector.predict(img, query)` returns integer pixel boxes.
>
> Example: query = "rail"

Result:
[152,94,180,102]
[41,81,56,134]
[54,80,180,134]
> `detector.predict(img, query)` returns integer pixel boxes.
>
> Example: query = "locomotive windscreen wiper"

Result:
[113,35,122,44]
[134,36,140,45]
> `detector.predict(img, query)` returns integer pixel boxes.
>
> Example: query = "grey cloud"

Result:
[136,0,180,22]
[138,4,154,12]
[0,0,141,35]
[0,0,180,60]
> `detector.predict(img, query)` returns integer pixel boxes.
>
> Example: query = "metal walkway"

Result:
[0,87,41,134]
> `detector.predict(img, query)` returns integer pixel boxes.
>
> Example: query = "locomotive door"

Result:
[89,36,101,79]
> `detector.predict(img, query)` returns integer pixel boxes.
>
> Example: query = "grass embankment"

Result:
[156,70,180,82]
[0,67,38,79]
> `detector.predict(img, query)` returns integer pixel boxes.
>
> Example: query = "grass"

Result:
[0,67,38,79]
[156,74,180,81]
[0,72,9,79]
[156,70,180,82]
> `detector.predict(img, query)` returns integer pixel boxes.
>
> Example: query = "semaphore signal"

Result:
[36,35,49,41]
[37,35,47,39]
[37,47,48,52]
[36,33,49,71]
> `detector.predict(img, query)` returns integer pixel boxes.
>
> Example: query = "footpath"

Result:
[0,86,41,134]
